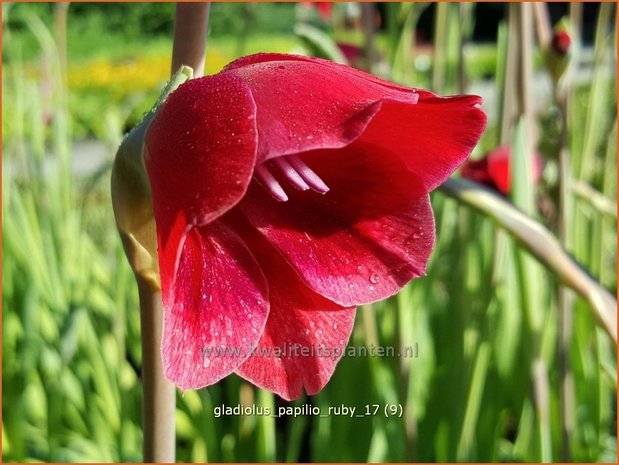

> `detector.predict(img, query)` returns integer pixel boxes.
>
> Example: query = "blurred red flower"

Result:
[337,42,362,65]
[301,2,333,21]
[145,53,486,400]
[315,2,333,21]
[551,30,571,56]
[460,145,543,195]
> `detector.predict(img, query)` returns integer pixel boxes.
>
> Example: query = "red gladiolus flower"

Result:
[551,30,571,57]
[144,53,486,400]
[301,2,333,21]
[337,42,362,66]
[316,2,333,21]
[460,145,543,195]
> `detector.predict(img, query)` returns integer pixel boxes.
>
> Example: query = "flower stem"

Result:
[172,3,211,77]
[361,2,376,73]
[439,177,617,345]
[138,280,176,462]
[139,3,210,460]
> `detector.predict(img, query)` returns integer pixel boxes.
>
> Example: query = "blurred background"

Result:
[2,2,616,462]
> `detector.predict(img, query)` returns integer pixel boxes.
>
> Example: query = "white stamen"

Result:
[287,155,330,194]
[254,164,288,202]
[273,157,310,191]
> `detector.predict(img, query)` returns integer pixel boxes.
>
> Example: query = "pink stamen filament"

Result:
[255,155,330,202]
[272,157,310,191]
[287,155,330,194]
[254,164,288,202]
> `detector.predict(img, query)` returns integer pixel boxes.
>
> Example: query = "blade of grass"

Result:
[577,2,614,182]
[431,2,448,93]
[294,23,348,64]
[456,341,490,460]
[255,390,276,461]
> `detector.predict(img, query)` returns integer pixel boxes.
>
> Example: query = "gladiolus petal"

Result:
[232,224,355,400]
[162,221,269,390]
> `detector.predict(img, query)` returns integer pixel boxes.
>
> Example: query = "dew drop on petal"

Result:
[203,358,211,368]
[369,273,380,284]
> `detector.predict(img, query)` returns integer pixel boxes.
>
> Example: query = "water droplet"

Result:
[333,322,339,330]
[304,328,310,335]
[369,273,380,284]
[203,358,211,368]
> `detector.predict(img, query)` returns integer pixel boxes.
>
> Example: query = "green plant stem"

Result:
[138,281,176,462]
[456,3,470,94]
[515,4,550,460]
[569,3,583,41]
[555,56,575,464]
[361,2,376,73]
[53,3,68,91]
[532,2,551,51]
[499,5,518,144]
[439,178,617,345]
[114,65,192,462]
[578,2,613,181]
[396,287,417,461]
[570,180,617,218]
[138,3,210,460]
[432,2,448,93]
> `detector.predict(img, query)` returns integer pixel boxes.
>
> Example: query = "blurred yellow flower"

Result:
[67,51,231,100]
